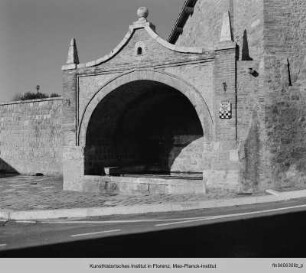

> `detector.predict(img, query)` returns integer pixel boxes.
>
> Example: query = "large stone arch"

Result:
[78,70,213,147]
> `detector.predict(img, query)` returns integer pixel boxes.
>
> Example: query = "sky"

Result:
[0,0,185,102]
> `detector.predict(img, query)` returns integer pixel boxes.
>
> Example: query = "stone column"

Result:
[63,146,84,191]
[204,13,240,191]
[62,38,84,192]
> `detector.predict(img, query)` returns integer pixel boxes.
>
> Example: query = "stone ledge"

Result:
[215,41,236,51]
[83,175,206,195]
[0,97,63,107]
[61,64,77,71]
[145,26,210,54]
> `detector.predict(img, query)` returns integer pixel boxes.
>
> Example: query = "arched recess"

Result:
[78,70,213,176]
[79,70,213,145]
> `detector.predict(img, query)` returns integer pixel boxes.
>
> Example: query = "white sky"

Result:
[0,0,185,102]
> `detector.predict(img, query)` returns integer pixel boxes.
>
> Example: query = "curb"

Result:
[1,189,306,221]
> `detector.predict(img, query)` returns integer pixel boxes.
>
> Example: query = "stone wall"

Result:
[175,0,264,61]
[62,14,230,193]
[263,0,306,189]
[264,0,306,83]
[72,22,217,180]
[233,0,264,61]
[0,98,63,175]
[237,61,267,191]
[176,0,230,48]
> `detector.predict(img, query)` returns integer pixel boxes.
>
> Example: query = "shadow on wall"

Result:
[98,135,204,176]
[242,30,253,61]
[0,158,19,177]
[84,80,204,176]
[159,136,203,174]
[240,109,260,191]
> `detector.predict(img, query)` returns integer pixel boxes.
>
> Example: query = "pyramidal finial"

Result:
[66,38,79,65]
[220,11,233,42]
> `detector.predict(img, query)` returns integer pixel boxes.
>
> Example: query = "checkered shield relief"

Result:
[219,101,232,119]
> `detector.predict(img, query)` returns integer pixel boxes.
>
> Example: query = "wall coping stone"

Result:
[62,20,214,71]
[215,41,236,51]
[0,97,63,107]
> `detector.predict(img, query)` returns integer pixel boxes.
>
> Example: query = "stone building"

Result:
[1,0,306,195]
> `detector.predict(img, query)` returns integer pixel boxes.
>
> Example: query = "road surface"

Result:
[0,198,306,257]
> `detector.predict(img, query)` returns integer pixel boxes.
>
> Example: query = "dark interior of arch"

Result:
[85,80,204,176]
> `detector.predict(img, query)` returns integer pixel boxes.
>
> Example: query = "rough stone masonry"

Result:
[1,0,306,195]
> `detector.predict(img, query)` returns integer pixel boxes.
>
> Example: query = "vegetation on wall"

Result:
[13,92,48,101]
[13,85,61,101]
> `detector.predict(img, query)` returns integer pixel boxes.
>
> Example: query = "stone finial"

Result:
[132,7,155,31]
[137,7,149,22]
[66,38,79,65]
[220,11,233,42]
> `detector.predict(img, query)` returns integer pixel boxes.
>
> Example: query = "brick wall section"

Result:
[61,16,244,193]
[75,28,215,147]
[76,28,215,132]
[164,63,214,114]
[214,47,237,144]
[178,0,306,190]
[63,71,78,146]
[233,0,264,61]
[76,29,215,76]
[0,98,63,175]
[176,0,230,48]
[237,61,260,140]
[264,0,306,83]
[202,45,240,189]
[263,0,306,188]
[263,0,306,90]
[265,84,306,188]
[237,61,268,191]
[175,0,264,61]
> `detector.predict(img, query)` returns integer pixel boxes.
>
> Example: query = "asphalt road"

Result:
[0,198,306,257]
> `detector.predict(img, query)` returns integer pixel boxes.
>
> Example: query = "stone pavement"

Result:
[0,174,247,211]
